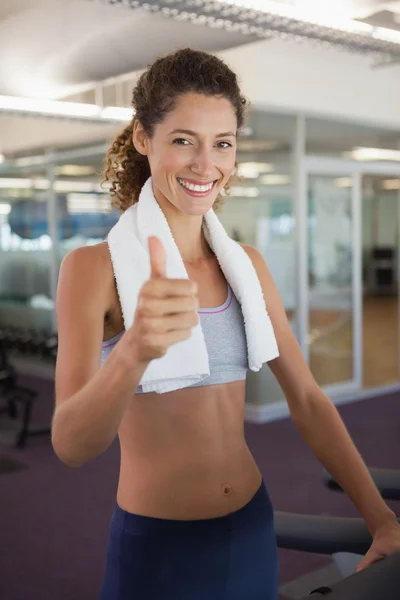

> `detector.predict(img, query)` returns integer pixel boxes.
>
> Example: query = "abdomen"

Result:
[116,380,262,519]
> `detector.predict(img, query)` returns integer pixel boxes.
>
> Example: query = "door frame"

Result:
[300,156,400,398]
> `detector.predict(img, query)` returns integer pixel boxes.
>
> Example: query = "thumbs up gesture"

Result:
[120,237,200,366]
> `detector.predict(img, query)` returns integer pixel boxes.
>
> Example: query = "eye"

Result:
[172,138,190,145]
[217,141,233,149]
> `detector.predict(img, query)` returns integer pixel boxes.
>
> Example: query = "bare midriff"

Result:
[101,241,262,520]
[116,379,262,520]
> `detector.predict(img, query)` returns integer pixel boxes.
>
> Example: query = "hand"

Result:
[117,236,199,367]
[356,519,400,572]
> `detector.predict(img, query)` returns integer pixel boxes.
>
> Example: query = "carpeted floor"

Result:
[1,374,399,600]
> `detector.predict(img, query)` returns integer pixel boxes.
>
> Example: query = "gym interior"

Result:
[1,1,400,599]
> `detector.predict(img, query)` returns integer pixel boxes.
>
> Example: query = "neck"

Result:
[171,216,213,263]
[153,187,214,263]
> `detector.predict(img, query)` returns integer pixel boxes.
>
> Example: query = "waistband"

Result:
[111,480,270,536]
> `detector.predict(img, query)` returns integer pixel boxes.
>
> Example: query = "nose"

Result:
[190,147,214,179]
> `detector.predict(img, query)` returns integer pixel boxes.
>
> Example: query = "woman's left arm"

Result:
[242,244,400,570]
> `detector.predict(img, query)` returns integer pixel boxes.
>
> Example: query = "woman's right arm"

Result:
[52,237,199,468]
[51,245,148,468]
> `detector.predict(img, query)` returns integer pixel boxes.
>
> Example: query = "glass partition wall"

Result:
[1,111,400,417]
[0,174,54,332]
[0,154,119,333]
[361,174,400,389]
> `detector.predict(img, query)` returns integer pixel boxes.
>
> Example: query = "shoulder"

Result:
[58,242,115,308]
[60,241,112,276]
[238,242,263,262]
[238,242,276,297]
[238,243,268,276]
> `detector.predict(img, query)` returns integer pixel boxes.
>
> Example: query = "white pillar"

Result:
[46,152,58,333]
[292,113,309,360]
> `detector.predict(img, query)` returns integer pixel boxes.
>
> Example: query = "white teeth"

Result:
[177,178,214,193]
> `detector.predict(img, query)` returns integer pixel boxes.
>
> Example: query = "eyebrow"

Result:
[169,129,236,138]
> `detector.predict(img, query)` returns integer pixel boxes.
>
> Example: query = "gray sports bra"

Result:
[100,284,248,393]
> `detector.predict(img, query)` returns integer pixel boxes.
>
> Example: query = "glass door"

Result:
[302,159,362,396]
[361,174,400,389]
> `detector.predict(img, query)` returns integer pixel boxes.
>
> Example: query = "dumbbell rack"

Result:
[0,327,57,448]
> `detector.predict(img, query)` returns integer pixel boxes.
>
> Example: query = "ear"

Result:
[132,119,148,156]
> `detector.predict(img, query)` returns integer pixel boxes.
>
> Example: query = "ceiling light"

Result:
[67,194,111,213]
[56,165,98,177]
[373,27,400,44]
[0,178,33,189]
[219,0,399,41]
[101,106,133,121]
[55,181,103,193]
[334,177,352,188]
[382,179,400,190]
[0,177,104,192]
[116,0,400,59]
[351,147,400,161]
[237,140,280,152]
[260,174,290,185]
[13,155,49,167]
[229,186,260,198]
[0,203,11,215]
[0,95,134,122]
[237,162,275,179]
[0,95,100,118]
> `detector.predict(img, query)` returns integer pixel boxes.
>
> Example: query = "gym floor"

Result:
[1,376,399,600]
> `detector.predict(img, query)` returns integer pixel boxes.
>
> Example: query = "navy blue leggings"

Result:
[99,480,278,600]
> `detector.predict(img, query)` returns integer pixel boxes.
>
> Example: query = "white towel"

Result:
[107,177,279,393]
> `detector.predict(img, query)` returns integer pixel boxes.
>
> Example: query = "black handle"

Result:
[323,467,400,501]
[274,511,374,555]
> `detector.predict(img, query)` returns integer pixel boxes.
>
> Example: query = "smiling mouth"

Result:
[176,177,218,195]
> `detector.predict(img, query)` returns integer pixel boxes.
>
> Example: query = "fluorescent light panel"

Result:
[351,147,400,162]
[334,177,352,188]
[67,193,110,213]
[237,162,275,179]
[0,203,11,215]
[382,179,400,190]
[0,177,105,192]
[230,186,260,197]
[260,174,290,185]
[0,95,133,122]
[56,165,98,176]
[221,1,400,43]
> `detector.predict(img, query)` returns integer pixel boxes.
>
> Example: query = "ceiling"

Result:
[0,0,259,156]
[0,0,257,100]
[1,0,400,100]
[1,0,400,158]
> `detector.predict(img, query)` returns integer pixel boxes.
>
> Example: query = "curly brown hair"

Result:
[103,48,248,213]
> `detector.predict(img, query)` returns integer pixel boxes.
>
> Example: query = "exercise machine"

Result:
[299,550,400,598]
[323,467,400,501]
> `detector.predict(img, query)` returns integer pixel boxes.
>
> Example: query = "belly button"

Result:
[222,483,233,496]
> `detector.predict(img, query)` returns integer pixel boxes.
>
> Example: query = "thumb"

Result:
[355,550,379,573]
[148,236,166,279]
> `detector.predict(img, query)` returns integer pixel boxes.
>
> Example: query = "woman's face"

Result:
[134,93,237,216]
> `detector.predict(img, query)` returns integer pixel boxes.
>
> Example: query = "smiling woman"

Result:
[55,48,283,600]
[103,48,246,216]
[53,46,400,600]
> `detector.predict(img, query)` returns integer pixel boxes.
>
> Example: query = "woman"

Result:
[52,49,400,599]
